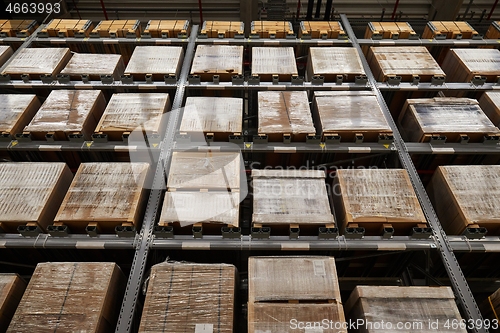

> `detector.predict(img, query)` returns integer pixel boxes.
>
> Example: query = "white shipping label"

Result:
[313,260,326,276]
[195,323,214,333]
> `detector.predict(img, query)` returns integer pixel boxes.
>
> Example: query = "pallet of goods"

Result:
[190,45,243,81]
[307,47,365,82]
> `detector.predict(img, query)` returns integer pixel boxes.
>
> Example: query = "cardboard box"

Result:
[1,48,72,79]
[124,46,184,81]
[0,94,40,137]
[0,274,26,332]
[251,21,293,38]
[60,53,125,80]
[423,21,478,39]
[251,47,298,81]
[190,45,243,81]
[299,21,345,39]
[479,91,500,126]
[201,20,243,38]
[307,47,365,82]
[0,45,13,67]
[441,49,500,83]
[364,21,417,39]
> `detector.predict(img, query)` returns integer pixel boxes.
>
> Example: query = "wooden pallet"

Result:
[299,21,345,39]
[144,19,190,38]
[422,21,479,39]
[190,45,243,81]
[307,47,365,82]
[201,20,243,38]
[365,21,417,39]
[95,93,170,141]
[367,46,445,82]
[441,48,500,83]
[91,20,141,38]
[399,97,500,143]
[485,21,500,39]
[42,19,93,37]
[124,46,184,81]
[23,90,106,141]
[0,94,40,139]
[1,47,72,80]
[250,21,294,38]
[0,20,37,37]
[60,53,125,81]
[479,91,500,127]
[0,274,26,333]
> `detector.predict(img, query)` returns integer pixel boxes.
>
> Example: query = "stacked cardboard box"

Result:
[23,90,106,141]
[0,94,40,137]
[42,19,93,37]
[139,261,236,333]
[334,169,426,235]
[7,262,125,333]
[485,21,500,39]
[0,45,13,67]
[299,21,345,39]
[307,47,365,82]
[0,274,26,332]
[428,165,500,235]
[54,163,149,233]
[0,20,37,37]
[0,163,72,233]
[399,98,500,142]
[1,48,72,79]
[479,91,500,126]
[364,22,417,39]
[251,21,294,38]
[124,46,184,81]
[143,19,190,38]
[190,45,243,81]
[91,20,141,37]
[201,21,243,38]
[248,256,346,333]
[251,47,297,81]
[60,53,125,80]
[422,21,479,39]
[441,49,500,83]
[481,287,500,324]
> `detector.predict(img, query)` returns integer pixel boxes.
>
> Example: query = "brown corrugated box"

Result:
[60,53,125,80]
[201,21,243,38]
[364,22,417,39]
[139,261,236,333]
[54,162,149,233]
[299,21,345,39]
[44,19,93,37]
[251,47,298,81]
[0,94,40,137]
[441,49,500,83]
[479,91,500,126]
[0,163,72,232]
[144,19,190,38]
[251,21,293,38]
[345,286,467,333]
[428,165,500,235]
[0,20,37,37]
[307,47,365,82]
[0,274,26,332]
[1,48,72,79]
[191,45,243,81]
[422,21,478,39]
[0,45,13,67]
[23,90,106,141]
[7,262,126,333]
[125,46,184,81]
[399,97,500,143]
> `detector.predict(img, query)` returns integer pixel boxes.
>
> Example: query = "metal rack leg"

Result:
[339,14,488,333]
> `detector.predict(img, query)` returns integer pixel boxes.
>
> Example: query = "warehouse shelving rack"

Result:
[0,17,500,333]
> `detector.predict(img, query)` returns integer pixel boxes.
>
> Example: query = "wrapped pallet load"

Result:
[0,274,26,332]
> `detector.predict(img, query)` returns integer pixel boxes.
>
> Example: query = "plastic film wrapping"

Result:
[190,45,243,79]
[479,91,500,126]
[7,262,125,333]
[252,169,334,224]
[0,45,13,67]
[399,98,500,142]
[429,166,500,234]
[449,49,500,74]
[24,90,106,140]
[0,274,26,332]
[258,91,315,139]
[60,53,125,79]
[313,91,391,139]
[1,48,71,76]
[0,163,71,231]
[159,191,240,227]
[138,261,236,333]
[345,286,467,333]
[55,163,149,231]
[308,47,365,78]
[125,46,184,77]
[336,169,426,224]
[180,97,243,135]
[0,94,40,135]
[167,152,241,190]
[251,47,298,77]
[95,93,170,135]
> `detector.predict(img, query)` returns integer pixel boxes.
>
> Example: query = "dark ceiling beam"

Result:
[428,0,464,20]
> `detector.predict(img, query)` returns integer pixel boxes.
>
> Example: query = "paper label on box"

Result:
[195,324,214,333]
[305,329,324,333]
[313,260,326,276]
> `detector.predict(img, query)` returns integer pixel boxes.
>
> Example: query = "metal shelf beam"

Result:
[358,38,500,47]
[406,142,500,154]
[32,37,189,45]
[377,82,500,91]
[0,234,137,249]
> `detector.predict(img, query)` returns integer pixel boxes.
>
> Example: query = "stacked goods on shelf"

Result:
[248,256,346,333]
[398,98,500,143]
[441,49,500,83]
[0,94,40,138]
[485,21,500,39]
[60,53,125,81]
[258,91,315,142]
[1,47,72,80]
[94,93,171,141]
[250,21,294,38]
[364,21,417,39]
[124,46,184,81]
[190,45,243,81]
[0,163,72,233]
[480,287,500,325]
[139,261,236,333]
[180,97,242,141]
[0,274,26,332]
[366,46,445,82]
[312,91,392,142]
[40,19,93,38]
[334,169,427,235]
[54,163,149,234]
[299,21,346,39]
[422,21,479,39]
[307,47,365,82]
[251,47,297,81]
[23,90,106,141]
[252,170,334,235]
[428,165,500,235]
[0,20,37,37]
[0,45,13,67]
[479,91,500,126]
[200,21,244,38]
[143,20,190,38]
[7,262,125,333]
[159,152,241,234]
[345,286,467,332]
[90,20,141,38]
